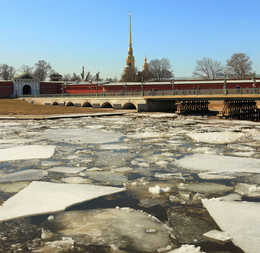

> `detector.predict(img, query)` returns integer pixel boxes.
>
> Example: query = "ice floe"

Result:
[149,185,171,194]
[0,181,125,222]
[187,131,244,144]
[202,198,260,253]
[178,182,233,194]
[48,166,86,174]
[235,183,260,197]
[45,208,173,252]
[0,169,48,183]
[203,230,231,244]
[0,145,55,162]
[42,128,123,144]
[168,244,205,252]
[175,154,260,174]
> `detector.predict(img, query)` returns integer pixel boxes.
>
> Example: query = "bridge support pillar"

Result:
[113,104,122,110]
[176,100,209,114]
[218,100,260,120]
[92,103,100,108]
[141,100,176,112]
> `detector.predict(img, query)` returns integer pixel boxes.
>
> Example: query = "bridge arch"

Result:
[82,102,92,107]
[101,102,113,108]
[122,102,136,109]
[52,102,59,106]
[66,102,74,107]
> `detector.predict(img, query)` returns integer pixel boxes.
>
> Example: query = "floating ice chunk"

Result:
[154,172,176,179]
[42,129,123,144]
[48,166,86,174]
[175,154,260,174]
[178,182,233,194]
[197,172,235,180]
[127,131,169,139]
[46,208,172,252]
[0,145,55,162]
[0,169,48,183]
[0,181,125,222]
[202,198,260,253]
[187,132,244,144]
[149,185,171,194]
[84,171,128,185]
[61,177,92,184]
[235,183,260,197]
[227,144,255,152]
[188,147,217,155]
[100,144,129,150]
[37,236,74,252]
[0,182,29,193]
[168,244,205,252]
[203,230,231,244]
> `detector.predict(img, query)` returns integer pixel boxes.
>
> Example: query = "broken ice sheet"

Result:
[235,183,260,197]
[202,198,260,253]
[48,166,86,174]
[0,181,125,222]
[41,128,123,144]
[178,182,233,194]
[0,169,48,183]
[0,181,29,193]
[0,145,56,162]
[175,154,260,174]
[187,131,244,144]
[44,208,173,252]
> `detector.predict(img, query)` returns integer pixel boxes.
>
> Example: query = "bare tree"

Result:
[62,74,72,81]
[33,60,52,81]
[149,58,173,81]
[226,53,253,79]
[0,64,16,80]
[121,67,137,82]
[85,72,92,81]
[71,73,81,82]
[20,65,34,75]
[193,57,224,80]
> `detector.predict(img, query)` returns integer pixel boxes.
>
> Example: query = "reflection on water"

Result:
[0,113,259,252]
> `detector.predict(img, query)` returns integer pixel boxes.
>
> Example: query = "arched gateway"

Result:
[13,73,40,97]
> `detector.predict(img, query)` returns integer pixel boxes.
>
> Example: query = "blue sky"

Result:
[0,0,259,79]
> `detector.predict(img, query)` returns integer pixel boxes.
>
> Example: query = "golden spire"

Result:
[129,12,132,48]
[124,11,135,73]
[143,55,149,71]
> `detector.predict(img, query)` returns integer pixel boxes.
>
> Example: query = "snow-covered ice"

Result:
[187,132,244,144]
[0,145,55,162]
[0,181,125,222]
[175,154,260,174]
[202,198,260,253]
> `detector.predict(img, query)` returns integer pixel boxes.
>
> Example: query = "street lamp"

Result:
[141,77,144,96]
[171,78,175,95]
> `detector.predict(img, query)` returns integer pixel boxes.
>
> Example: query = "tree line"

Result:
[193,53,254,80]
[0,60,110,82]
[0,52,255,82]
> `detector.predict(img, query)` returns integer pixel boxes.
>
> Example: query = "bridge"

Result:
[21,87,260,120]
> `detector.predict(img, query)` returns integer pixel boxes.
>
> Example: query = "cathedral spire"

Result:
[129,12,132,49]
[124,11,135,74]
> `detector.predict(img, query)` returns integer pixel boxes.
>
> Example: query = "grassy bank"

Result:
[0,99,114,116]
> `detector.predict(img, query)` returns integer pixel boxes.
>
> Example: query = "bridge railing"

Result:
[20,87,260,98]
